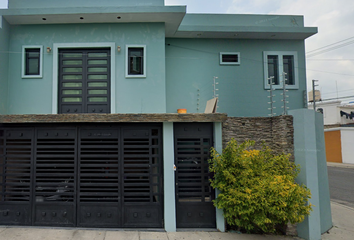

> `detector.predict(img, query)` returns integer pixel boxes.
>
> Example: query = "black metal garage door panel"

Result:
[0,124,163,228]
[34,128,77,226]
[0,129,33,225]
[122,127,163,228]
[78,127,120,227]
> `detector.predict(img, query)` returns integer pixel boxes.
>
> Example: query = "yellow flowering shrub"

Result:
[209,139,312,233]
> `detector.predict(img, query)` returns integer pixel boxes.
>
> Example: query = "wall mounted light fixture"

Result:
[117,46,121,52]
[47,47,51,53]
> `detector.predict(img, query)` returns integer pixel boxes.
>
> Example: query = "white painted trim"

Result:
[52,42,116,114]
[324,127,354,132]
[219,52,240,65]
[324,128,341,132]
[21,45,43,79]
[263,51,299,90]
[125,44,147,78]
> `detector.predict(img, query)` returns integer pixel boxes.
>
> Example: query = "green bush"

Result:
[209,139,312,233]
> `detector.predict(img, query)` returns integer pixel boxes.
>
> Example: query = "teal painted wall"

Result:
[289,109,332,240]
[8,0,164,9]
[0,16,9,114]
[7,23,166,114]
[315,113,333,233]
[165,38,307,117]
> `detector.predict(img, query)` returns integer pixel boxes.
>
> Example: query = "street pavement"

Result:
[327,163,354,208]
[0,163,352,240]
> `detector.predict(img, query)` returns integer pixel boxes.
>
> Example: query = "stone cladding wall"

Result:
[222,115,294,159]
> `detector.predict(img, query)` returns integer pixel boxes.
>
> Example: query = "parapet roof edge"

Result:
[0,5,187,37]
[170,13,317,40]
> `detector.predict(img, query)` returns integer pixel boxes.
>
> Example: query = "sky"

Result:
[1,0,354,102]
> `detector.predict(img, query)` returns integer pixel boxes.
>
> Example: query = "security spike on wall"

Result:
[267,76,276,117]
[281,72,290,115]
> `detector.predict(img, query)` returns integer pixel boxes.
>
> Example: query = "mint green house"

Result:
[0,0,320,233]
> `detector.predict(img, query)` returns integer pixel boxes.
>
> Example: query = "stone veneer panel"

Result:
[0,113,227,123]
[0,113,293,158]
[222,115,294,159]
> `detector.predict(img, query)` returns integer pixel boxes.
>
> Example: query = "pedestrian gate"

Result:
[0,124,163,228]
[174,123,216,228]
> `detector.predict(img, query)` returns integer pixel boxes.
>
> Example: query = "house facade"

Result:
[0,0,317,231]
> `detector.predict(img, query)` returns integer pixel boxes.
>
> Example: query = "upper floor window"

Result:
[220,52,240,65]
[263,51,298,89]
[22,45,43,78]
[126,45,146,78]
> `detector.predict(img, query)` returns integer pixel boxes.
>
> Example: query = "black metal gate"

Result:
[33,128,77,226]
[121,127,163,227]
[0,124,163,228]
[174,123,216,228]
[78,127,120,227]
[0,128,33,225]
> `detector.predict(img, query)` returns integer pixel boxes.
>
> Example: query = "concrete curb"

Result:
[331,201,354,211]
[327,162,354,169]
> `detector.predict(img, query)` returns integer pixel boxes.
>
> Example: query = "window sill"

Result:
[125,75,146,79]
[264,85,299,90]
[22,75,43,79]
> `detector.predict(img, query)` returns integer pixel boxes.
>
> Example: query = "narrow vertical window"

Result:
[22,45,43,78]
[25,49,40,75]
[126,45,146,78]
[128,48,143,75]
[267,55,279,85]
[283,55,294,85]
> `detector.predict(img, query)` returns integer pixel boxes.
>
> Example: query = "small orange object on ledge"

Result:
[177,108,187,114]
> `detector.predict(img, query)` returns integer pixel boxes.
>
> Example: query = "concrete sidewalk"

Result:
[0,201,352,240]
[321,202,354,240]
[0,227,300,240]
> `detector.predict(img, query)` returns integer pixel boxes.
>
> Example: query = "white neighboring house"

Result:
[309,100,354,164]
[309,100,354,125]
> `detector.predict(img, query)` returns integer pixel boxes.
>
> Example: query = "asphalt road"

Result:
[327,166,354,208]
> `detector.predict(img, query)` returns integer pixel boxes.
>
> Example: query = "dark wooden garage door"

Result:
[0,124,163,228]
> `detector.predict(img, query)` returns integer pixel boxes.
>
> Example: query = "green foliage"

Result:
[209,139,312,233]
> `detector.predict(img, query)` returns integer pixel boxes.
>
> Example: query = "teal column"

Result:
[214,122,225,232]
[163,122,176,232]
[289,109,322,240]
[315,113,333,233]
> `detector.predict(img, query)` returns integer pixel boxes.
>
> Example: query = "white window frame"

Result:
[125,45,146,78]
[219,52,240,65]
[22,45,43,79]
[263,51,299,90]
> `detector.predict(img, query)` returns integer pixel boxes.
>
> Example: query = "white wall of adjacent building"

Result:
[340,128,354,164]
[309,100,354,125]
